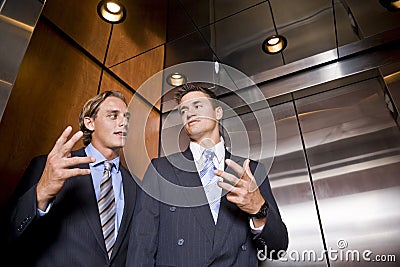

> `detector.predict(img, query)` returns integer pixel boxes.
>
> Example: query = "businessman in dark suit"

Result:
[127,84,288,266]
[2,91,137,266]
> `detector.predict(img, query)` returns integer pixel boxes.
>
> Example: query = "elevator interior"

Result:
[160,68,400,267]
[1,0,399,266]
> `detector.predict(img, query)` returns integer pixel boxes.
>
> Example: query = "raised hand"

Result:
[36,126,95,210]
[215,159,266,227]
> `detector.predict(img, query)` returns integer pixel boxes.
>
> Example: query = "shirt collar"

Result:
[85,143,120,172]
[190,137,225,163]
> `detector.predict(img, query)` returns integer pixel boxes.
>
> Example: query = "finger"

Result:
[225,193,240,205]
[60,131,84,156]
[218,181,240,194]
[61,168,91,179]
[64,156,96,168]
[50,126,73,154]
[241,159,253,182]
[225,159,245,178]
[214,170,241,186]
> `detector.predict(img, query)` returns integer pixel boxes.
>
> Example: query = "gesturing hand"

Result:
[215,159,266,227]
[36,126,95,210]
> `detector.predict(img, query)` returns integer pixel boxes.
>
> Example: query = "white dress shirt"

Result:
[189,137,264,233]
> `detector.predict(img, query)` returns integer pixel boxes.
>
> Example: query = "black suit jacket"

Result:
[127,148,288,267]
[2,148,137,266]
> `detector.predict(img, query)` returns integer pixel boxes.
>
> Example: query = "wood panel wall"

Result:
[0,19,101,209]
[0,0,166,211]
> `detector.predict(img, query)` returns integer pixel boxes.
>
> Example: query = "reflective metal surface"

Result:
[164,0,400,81]
[296,78,400,266]
[222,102,328,266]
[159,72,400,265]
[0,0,44,121]
[381,62,400,125]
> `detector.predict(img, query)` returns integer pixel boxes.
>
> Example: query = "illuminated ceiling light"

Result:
[390,0,400,9]
[379,0,400,11]
[166,73,187,86]
[262,35,287,54]
[97,0,127,24]
[107,2,121,13]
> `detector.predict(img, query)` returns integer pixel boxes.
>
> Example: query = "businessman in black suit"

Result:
[2,91,137,266]
[127,84,288,266]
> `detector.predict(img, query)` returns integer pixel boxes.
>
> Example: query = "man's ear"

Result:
[215,106,223,120]
[84,117,95,131]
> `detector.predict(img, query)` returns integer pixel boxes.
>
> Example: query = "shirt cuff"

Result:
[249,218,265,234]
[37,202,53,217]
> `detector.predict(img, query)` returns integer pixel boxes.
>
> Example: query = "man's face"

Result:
[179,91,222,143]
[87,96,129,153]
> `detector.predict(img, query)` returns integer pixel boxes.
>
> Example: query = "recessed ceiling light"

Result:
[379,0,400,11]
[97,0,127,24]
[166,73,187,87]
[262,35,287,54]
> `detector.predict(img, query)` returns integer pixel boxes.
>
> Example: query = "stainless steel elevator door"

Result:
[222,76,400,266]
[296,77,400,266]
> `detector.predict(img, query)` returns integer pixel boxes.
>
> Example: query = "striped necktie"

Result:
[98,161,116,258]
[200,149,222,224]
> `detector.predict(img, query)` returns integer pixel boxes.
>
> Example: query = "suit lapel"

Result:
[171,149,216,243]
[110,166,136,260]
[71,149,107,255]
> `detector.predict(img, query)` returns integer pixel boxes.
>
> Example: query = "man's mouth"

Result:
[114,131,127,137]
[187,119,200,126]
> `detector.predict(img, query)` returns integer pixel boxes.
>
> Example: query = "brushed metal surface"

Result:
[381,62,400,125]
[296,78,400,266]
[164,0,399,84]
[0,0,43,122]
[0,81,12,121]
[222,102,328,266]
[179,0,265,28]
[345,0,400,38]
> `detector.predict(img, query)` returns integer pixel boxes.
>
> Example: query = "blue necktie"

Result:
[200,149,221,224]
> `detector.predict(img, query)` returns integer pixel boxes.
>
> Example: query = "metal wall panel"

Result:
[296,78,400,266]
[158,72,400,265]
[222,102,328,266]
[0,0,44,122]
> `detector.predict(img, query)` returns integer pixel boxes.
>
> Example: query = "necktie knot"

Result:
[104,161,113,172]
[203,149,215,163]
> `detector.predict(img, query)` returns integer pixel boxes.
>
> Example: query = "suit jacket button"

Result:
[241,244,247,251]
[177,238,184,246]
[169,206,176,212]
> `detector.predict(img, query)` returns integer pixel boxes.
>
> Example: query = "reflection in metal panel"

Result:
[222,102,328,266]
[159,73,400,265]
[296,78,400,266]
[0,0,44,121]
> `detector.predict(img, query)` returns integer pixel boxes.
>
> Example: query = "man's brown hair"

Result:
[78,91,126,146]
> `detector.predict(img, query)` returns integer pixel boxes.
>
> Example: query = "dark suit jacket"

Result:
[127,148,288,267]
[2,148,137,267]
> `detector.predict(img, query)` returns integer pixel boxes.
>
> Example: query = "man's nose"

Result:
[119,115,128,127]
[186,108,196,120]
[189,105,199,115]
